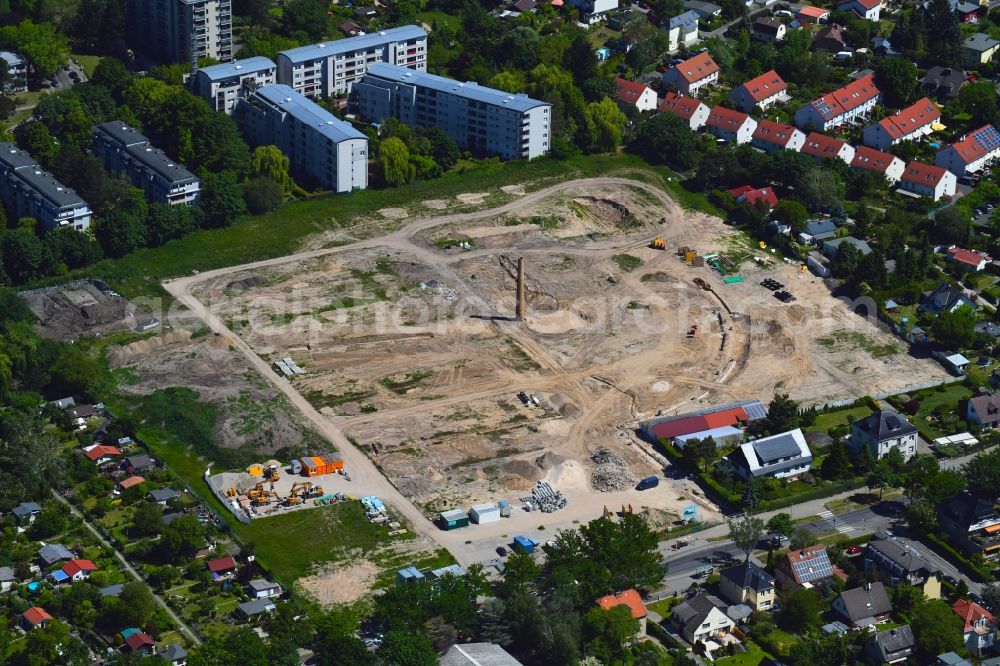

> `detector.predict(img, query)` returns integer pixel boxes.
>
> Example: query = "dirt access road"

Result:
[164,177,688,565]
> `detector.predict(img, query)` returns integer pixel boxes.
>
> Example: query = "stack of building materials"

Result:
[590,447,638,492]
[520,481,567,513]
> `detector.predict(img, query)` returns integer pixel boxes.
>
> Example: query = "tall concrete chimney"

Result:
[516,257,526,321]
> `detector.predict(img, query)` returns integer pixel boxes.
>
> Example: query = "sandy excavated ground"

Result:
[185,181,948,519]
[298,560,377,606]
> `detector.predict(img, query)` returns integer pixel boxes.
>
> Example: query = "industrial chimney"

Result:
[516,257,526,321]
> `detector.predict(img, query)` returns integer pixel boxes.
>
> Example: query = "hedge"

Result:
[924,532,995,583]
[756,477,866,512]
[647,619,686,651]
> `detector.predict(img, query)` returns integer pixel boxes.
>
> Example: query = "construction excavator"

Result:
[247,480,277,505]
[284,481,324,506]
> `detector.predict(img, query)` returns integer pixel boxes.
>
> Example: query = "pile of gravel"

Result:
[590,447,638,492]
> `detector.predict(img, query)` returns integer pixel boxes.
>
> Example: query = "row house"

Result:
[658,93,710,130]
[898,161,956,201]
[662,51,719,96]
[851,145,905,184]
[936,124,1000,176]
[862,97,940,150]
[751,119,805,153]
[706,106,757,144]
[795,76,881,131]
[801,132,855,164]
[728,69,787,113]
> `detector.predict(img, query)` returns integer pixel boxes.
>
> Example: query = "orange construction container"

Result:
[302,454,344,476]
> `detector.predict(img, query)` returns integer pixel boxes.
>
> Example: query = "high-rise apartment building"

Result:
[93,122,201,206]
[127,0,233,65]
[0,144,92,232]
[192,56,277,114]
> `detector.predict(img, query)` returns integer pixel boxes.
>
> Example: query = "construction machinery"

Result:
[649,237,667,250]
[285,481,325,506]
[264,465,280,482]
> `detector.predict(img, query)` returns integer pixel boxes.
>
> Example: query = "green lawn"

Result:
[73,54,104,77]
[804,405,874,435]
[646,597,681,618]
[906,384,974,440]
[715,639,771,666]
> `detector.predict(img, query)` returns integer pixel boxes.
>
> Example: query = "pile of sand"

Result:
[535,452,567,470]
[502,459,543,482]
[500,474,535,491]
[545,459,588,490]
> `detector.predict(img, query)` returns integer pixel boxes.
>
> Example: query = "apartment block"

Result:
[0,143,92,232]
[276,25,427,99]
[235,84,368,193]
[192,57,277,114]
[127,0,233,65]
[0,51,27,94]
[92,121,200,205]
[354,62,551,160]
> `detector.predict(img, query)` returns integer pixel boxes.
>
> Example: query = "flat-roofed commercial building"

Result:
[93,121,200,205]
[0,144,92,231]
[192,56,277,114]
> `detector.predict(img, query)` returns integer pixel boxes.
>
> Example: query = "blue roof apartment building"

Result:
[276,25,427,99]
[92,122,200,206]
[191,56,277,114]
[235,84,368,193]
[0,144,92,232]
[355,62,551,160]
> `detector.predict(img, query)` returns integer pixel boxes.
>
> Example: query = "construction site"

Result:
[20,279,149,341]
[180,178,950,539]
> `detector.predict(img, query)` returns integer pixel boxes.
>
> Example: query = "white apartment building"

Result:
[235,84,368,193]
[93,121,200,205]
[0,51,27,94]
[276,25,427,99]
[127,0,233,65]
[354,62,551,161]
[192,56,277,114]
[0,143,92,232]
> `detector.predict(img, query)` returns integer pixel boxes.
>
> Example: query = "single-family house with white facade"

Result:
[838,0,881,20]
[671,593,735,645]
[728,428,812,480]
[662,51,719,96]
[729,70,788,113]
[850,411,917,462]
[752,17,786,42]
[666,11,700,52]
[615,78,657,112]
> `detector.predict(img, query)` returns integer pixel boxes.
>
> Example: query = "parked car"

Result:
[496,546,508,557]
[846,545,862,555]
[943,575,959,587]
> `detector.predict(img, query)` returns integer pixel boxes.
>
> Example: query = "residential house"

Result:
[671,592,735,644]
[899,161,956,201]
[800,219,839,244]
[658,93,710,130]
[872,36,902,56]
[822,236,873,258]
[775,545,846,589]
[149,487,181,506]
[237,598,277,622]
[863,626,915,664]
[729,70,788,112]
[683,0,721,17]
[11,501,40,524]
[936,653,974,666]
[850,146,906,184]
[117,476,145,493]
[156,644,188,666]
[813,24,849,53]
[565,0,619,20]
[937,124,1000,176]
[729,428,812,481]
[662,51,719,96]
[207,556,238,581]
[512,0,537,13]
[60,559,97,582]
[339,21,364,36]
[920,66,966,99]
[863,98,940,149]
[718,561,776,610]
[832,582,893,630]
[706,106,757,144]
[921,283,977,315]
[937,491,1000,557]
[0,566,15,592]
[0,51,27,93]
[666,11,700,52]
[37,543,74,566]
[967,393,1000,428]
[20,607,52,631]
[952,599,996,656]
[752,17,786,42]
[963,33,1000,66]
[947,246,990,271]
[957,1,982,21]
[863,533,941,599]
[751,119,805,153]
[442,643,524,666]
[122,454,154,474]
[728,185,778,209]
[801,132,856,164]
[795,76,880,131]
[595,589,648,637]
[247,578,283,599]
[797,5,831,23]
[850,411,917,461]
[641,400,766,444]
[615,78,657,112]
[82,444,122,465]
[839,0,881,20]
[123,632,156,656]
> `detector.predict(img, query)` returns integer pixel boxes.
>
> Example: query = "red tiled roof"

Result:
[875,98,939,140]
[801,132,849,158]
[658,92,704,120]
[752,119,798,147]
[62,559,97,577]
[728,185,778,207]
[901,161,948,187]
[84,445,122,462]
[22,607,52,626]
[615,78,652,105]
[707,106,750,130]
[851,145,900,173]
[944,124,1000,164]
[810,76,880,121]
[207,556,237,573]
[124,632,156,652]
[118,476,145,490]
[952,599,996,633]
[738,69,787,102]
[844,0,880,10]
[596,589,648,618]
[672,51,719,83]
[648,406,749,440]
[798,5,830,18]
[948,246,989,267]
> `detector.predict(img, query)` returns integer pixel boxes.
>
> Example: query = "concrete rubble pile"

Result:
[520,481,567,512]
[590,447,638,492]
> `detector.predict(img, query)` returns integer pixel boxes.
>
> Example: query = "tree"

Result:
[160,514,205,561]
[929,207,971,245]
[133,501,164,537]
[742,477,761,510]
[634,113,703,170]
[565,35,598,84]
[30,506,68,538]
[931,304,975,349]
[981,582,1000,613]
[890,583,926,616]
[145,203,197,247]
[911,599,964,657]
[282,0,328,41]
[586,98,626,154]
[682,436,715,472]
[798,169,844,211]
[766,513,793,537]
[378,631,438,666]
[874,58,918,107]
[1,229,49,284]
[821,440,853,480]
[476,598,511,646]
[241,176,284,215]
[315,635,369,666]
[91,58,133,98]
[952,80,997,125]
[771,200,809,231]
[780,587,822,633]
[14,121,59,167]
[249,145,292,192]
[787,632,849,666]
[500,27,540,70]
[584,605,640,662]
[44,226,103,270]
[95,209,148,258]
[0,20,70,80]
[790,527,816,551]
[905,498,938,533]
[421,127,459,172]
[199,171,246,228]
[49,347,107,399]
[752,394,799,436]
[867,462,897,500]
[729,517,764,562]
[499,549,540,598]
[380,137,413,187]
[963,446,1000,497]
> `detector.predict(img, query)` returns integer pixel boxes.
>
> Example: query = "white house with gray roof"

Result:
[0,144,92,232]
[192,57,277,114]
[441,643,524,666]
[666,11,700,52]
[729,428,812,481]
[355,63,551,160]
[850,410,917,461]
[236,84,368,193]
[276,25,427,99]
[93,122,200,205]
[0,52,27,93]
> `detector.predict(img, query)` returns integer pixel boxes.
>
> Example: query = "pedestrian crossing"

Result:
[818,509,854,534]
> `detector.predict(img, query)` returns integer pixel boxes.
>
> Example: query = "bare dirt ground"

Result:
[298,560,377,606]
[21,280,142,341]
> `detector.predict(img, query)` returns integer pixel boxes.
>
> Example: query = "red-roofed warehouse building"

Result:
[658,92,710,130]
[662,51,719,96]
[850,145,905,184]
[751,119,805,153]
[729,70,788,112]
[898,161,956,201]
[801,132,856,164]
[795,76,881,131]
[615,78,657,112]
[640,400,767,446]
[936,124,1000,176]
[596,589,649,637]
[706,106,757,144]
[863,97,939,150]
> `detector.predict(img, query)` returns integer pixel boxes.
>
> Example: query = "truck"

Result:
[636,475,660,491]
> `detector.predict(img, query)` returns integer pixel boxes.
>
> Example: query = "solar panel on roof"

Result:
[814,99,834,119]
[743,400,768,420]
[792,553,834,582]
[973,126,1000,152]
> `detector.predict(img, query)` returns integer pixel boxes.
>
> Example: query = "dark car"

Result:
[943,575,959,587]
[496,546,508,557]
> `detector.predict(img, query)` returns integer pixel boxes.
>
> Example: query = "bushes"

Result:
[924,532,994,582]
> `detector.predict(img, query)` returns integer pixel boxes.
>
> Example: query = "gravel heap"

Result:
[590,447,638,492]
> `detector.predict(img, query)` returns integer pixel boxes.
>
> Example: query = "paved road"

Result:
[51,489,203,646]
